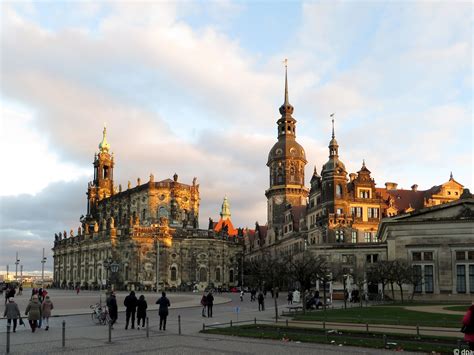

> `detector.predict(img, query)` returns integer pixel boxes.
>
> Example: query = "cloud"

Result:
[0,1,472,274]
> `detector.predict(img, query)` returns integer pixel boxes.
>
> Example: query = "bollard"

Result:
[286,319,288,327]
[6,324,10,354]
[416,324,420,337]
[230,320,233,327]
[383,334,387,348]
[202,323,205,331]
[178,315,181,335]
[62,320,66,348]
[108,320,112,343]
[366,323,369,333]
[323,321,326,330]
[254,317,257,325]
[146,317,149,338]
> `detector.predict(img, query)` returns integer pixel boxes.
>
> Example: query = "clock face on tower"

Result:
[274,196,284,205]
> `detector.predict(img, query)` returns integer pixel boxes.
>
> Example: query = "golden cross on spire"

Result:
[283,58,288,68]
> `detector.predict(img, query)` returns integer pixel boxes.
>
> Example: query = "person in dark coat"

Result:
[124,291,138,329]
[200,293,207,317]
[206,292,214,317]
[258,291,265,311]
[136,295,147,329]
[106,292,118,328]
[4,298,21,332]
[156,292,170,330]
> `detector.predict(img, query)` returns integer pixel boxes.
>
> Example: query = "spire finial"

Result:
[362,159,366,168]
[450,171,453,180]
[283,58,289,105]
[99,124,110,153]
[330,113,335,138]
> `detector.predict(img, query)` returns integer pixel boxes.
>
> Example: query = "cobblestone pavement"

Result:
[0,291,453,354]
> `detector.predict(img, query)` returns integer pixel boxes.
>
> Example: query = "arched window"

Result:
[158,207,169,218]
[216,268,221,282]
[199,267,207,282]
[336,184,342,197]
[229,269,234,283]
[171,266,177,281]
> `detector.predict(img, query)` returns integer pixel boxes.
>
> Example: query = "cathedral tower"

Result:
[265,62,308,231]
[87,126,115,217]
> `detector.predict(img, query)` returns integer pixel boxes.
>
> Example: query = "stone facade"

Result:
[378,197,474,299]
[52,128,243,291]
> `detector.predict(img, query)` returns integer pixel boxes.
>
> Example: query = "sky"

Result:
[0,0,472,274]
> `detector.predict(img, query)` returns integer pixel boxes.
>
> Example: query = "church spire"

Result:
[328,113,338,158]
[284,58,289,106]
[220,196,231,220]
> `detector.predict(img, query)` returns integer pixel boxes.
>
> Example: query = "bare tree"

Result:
[285,251,326,314]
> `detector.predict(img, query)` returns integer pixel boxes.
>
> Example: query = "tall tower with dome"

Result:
[265,62,308,233]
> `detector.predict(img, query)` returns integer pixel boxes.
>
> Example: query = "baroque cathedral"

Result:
[52,128,243,291]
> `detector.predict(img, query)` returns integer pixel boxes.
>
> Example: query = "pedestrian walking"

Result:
[462,303,474,350]
[41,295,54,331]
[4,287,10,304]
[106,292,118,328]
[206,291,214,317]
[76,286,80,295]
[136,295,147,329]
[4,298,21,332]
[25,295,42,332]
[287,291,293,305]
[156,292,171,331]
[124,290,138,329]
[240,290,244,302]
[258,291,265,311]
[200,293,207,317]
[18,285,23,296]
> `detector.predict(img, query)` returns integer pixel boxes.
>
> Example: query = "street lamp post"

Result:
[155,235,160,293]
[41,248,47,288]
[15,252,20,283]
[20,265,23,286]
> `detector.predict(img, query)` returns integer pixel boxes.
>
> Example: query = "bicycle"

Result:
[90,303,110,325]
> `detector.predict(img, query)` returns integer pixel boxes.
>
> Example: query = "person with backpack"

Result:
[200,293,207,317]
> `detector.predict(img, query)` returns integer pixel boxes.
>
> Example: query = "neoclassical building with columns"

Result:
[52,128,243,291]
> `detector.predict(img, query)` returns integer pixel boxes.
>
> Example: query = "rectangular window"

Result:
[350,207,355,216]
[413,265,422,293]
[423,252,433,261]
[351,231,357,243]
[368,208,373,218]
[457,265,466,293]
[412,252,422,261]
[424,265,433,293]
[364,232,371,243]
[371,233,377,243]
[456,251,466,260]
[470,265,474,294]
[468,251,474,260]
[337,208,343,215]
[356,208,362,218]
[374,208,379,218]
[373,254,378,263]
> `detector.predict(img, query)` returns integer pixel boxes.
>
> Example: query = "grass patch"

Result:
[291,306,462,328]
[202,324,462,353]
[443,305,471,312]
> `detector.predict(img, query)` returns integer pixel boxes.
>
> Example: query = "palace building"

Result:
[245,65,472,298]
[52,128,243,291]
